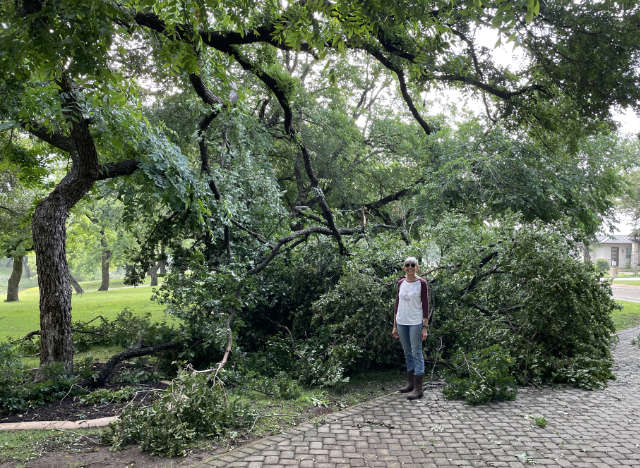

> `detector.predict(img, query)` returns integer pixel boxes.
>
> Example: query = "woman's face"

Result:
[402,260,418,274]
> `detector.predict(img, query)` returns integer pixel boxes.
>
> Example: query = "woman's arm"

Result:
[392,279,402,338]
[420,279,430,324]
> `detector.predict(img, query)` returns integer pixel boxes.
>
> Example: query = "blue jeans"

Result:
[397,324,425,376]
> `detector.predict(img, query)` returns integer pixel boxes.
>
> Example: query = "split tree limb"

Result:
[89,341,184,388]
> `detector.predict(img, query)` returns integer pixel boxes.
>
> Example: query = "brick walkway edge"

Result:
[195,326,640,467]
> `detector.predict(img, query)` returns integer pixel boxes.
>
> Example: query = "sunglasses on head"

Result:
[404,262,416,267]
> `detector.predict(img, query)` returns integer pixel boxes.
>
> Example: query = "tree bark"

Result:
[27,76,139,374]
[69,274,84,295]
[148,261,159,286]
[6,255,23,302]
[34,193,86,374]
[583,242,591,263]
[22,256,31,279]
[97,233,111,291]
[89,340,183,388]
[158,247,167,275]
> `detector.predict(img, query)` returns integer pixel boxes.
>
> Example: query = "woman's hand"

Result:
[392,327,399,340]
[421,327,428,341]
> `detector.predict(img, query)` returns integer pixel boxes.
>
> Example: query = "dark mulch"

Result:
[0,384,167,423]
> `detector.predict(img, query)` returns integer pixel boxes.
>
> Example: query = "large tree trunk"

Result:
[97,234,111,291]
[34,194,82,374]
[23,256,31,279]
[6,255,23,302]
[27,76,139,374]
[69,274,84,294]
[148,261,159,286]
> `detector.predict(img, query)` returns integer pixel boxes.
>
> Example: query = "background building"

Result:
[591,234,640,268]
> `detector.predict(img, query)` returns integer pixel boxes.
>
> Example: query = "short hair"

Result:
[404,256,418,265]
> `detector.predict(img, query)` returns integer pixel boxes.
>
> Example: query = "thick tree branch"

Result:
[89,340,184,388]
[97,159,140,180]
[24,122,76,154]
[129,6,316,56]
[364,179,425,210]
[435,74,544,100]
[221,45,347,256]
[189,74,224,107]
[189,73,230,258]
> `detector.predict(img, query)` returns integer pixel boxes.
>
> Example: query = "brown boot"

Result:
[398,370,414,393]
[407,374,423,400]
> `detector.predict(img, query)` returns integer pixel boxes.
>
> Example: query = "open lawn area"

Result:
[613,300,640,331]
[613,279,640,286]
[0,281,169,342]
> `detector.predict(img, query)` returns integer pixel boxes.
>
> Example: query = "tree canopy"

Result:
[0,0,638,373]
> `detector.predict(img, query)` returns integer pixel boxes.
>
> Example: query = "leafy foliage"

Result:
[104,371,255,457]
[309,215,617,403]
[595,258,610,274]
[0,344,80,413]
[442,345,517,405]
[77,386,137,405]
[71,308,177,353]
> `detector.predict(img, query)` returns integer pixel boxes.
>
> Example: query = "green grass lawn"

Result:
[0,281,168,342]
[613,300,640,331]
[613,280,640,286]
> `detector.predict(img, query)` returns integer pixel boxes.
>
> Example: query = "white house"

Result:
[591,234,640,268]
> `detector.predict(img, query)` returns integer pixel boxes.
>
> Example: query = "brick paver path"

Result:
[196,327,640,467]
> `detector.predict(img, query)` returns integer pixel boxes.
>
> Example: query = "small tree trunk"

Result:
[6,255,23,302]
[69,274,84,294]
[23,256,31,279]
[583,242,591,263]
[148,261,159,286]
[158,258,167,275]
[97,234,111,291]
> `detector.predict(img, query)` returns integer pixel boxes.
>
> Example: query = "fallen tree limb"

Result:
[89,341,184,388]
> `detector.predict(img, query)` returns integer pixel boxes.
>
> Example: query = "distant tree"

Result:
[67,187,136,291]
[0,171,36,302]
[619,168,640,232]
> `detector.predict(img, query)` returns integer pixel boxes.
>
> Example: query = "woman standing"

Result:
[391,256,430,400]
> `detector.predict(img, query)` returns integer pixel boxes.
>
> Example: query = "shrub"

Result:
[72,308,177,352]
[104,371,255,457]
[0,344,81,413]
[247,371,302,399]
[595,258,610,274]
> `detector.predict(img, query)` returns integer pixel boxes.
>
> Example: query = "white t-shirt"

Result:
[395,279,423,325]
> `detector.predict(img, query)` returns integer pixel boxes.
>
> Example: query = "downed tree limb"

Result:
[89,341,184,388]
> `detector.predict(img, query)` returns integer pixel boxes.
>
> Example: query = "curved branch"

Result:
[249,223,396,274]
[89,340,184,388]
[363,45,433,135]
[223,46,346,256]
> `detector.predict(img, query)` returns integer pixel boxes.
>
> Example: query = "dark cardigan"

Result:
[393,277,430,322]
